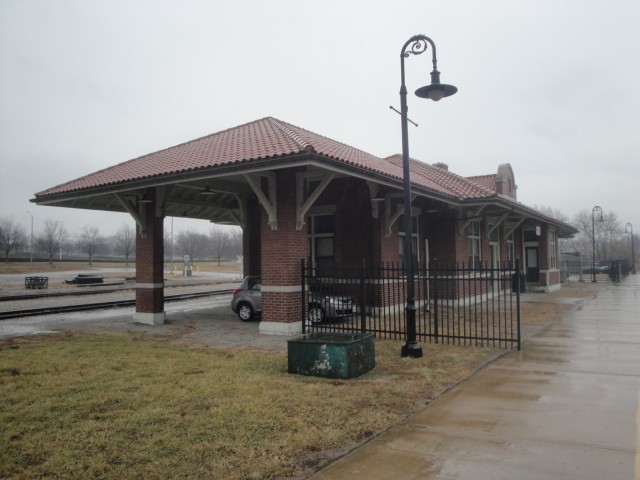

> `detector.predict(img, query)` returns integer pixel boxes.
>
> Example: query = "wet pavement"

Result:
[310,275,640,480]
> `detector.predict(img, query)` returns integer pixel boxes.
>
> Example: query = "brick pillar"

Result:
[259,170,308,335]
[134,193,165,325]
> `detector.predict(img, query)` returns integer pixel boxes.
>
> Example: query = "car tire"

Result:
[237,303,255,322]
[308,304,325,324]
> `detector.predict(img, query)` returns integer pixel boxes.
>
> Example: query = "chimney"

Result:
[433,162,449,171]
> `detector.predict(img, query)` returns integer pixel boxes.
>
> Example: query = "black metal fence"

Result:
[560,260,632,284]
[301,259,521,350]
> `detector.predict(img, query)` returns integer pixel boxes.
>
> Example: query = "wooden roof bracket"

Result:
[115,186,166,237]
[296,171,336,230]
[486,212,509,238]
[114,192,145,232]
[245,173,277,230]
[384,193,416,238]
[505,217,526,237]
[458,205,486,236]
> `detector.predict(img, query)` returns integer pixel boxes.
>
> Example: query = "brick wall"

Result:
[135,199,164,314]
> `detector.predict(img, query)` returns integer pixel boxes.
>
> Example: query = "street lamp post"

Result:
[591,205,603,283]
[625,223,635,274]
[26,210,33,263]
[398,35,457,358]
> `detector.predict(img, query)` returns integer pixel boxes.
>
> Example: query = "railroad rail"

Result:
[0,289,233,321]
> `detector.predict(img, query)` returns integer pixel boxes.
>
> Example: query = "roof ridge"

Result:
[467,173,495,180]
[268,118,315,153]
[91,117,280,170]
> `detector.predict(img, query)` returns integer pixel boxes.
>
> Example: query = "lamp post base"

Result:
[401,342,423,358]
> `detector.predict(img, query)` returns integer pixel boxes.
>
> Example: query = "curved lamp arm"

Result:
[400,35,457,101]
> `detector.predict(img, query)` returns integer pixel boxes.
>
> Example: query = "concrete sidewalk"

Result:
[311,276,640,480]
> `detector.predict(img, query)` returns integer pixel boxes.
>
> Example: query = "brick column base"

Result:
[259,288,303,336]
[134,195,165,325]
[133,284,165,325]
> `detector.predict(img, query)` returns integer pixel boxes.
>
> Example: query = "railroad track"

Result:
[0,290,233,320]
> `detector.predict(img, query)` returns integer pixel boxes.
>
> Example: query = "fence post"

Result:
[360,260,367,332]
[515,257,521,351]
[433,263,439,344]
[301,260,306,334]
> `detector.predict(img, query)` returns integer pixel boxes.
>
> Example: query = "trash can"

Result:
[609,261,621,282]
[512,271,526,293]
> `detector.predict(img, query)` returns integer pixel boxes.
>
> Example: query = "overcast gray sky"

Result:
[1,0,639,239]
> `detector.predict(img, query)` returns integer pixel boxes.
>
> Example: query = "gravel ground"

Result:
[0,276,291,350]
[0,281,237,313]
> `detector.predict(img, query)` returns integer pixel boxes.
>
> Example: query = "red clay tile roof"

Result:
[35,117,404,198]
[467,174,497,192]
[384,155,497,199]
[33,117,493,203]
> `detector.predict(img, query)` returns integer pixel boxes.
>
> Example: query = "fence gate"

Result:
[301,260,521,350]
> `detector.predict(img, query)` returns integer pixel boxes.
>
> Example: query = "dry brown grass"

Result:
[0,261,239,276]
[520,282,599,328]
[0,332,498,480]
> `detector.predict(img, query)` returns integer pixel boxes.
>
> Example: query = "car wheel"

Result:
[308,304,325,324]
[237,303,255,322]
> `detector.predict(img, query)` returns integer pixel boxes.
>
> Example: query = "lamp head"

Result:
[415,69,458,102]
[200,185,216,196]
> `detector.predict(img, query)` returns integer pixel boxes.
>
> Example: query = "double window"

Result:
[468,220,481,269]
[506,231,515,268]
[549,229,557,269]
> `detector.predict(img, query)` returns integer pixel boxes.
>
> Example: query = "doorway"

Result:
[525,246,539,283]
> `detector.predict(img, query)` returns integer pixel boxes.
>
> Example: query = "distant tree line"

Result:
[0,216,243,265]
[535,205,637,267]
[2,210,636,270]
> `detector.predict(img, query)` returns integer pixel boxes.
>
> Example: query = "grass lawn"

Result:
[0,261,240,275]
[0,333,499,479]
[0,263,599,479]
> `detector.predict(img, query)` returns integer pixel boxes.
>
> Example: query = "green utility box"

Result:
[287,333,375,379]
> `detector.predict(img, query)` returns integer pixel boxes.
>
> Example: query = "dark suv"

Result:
[230,275,356,323]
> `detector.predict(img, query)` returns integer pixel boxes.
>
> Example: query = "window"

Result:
[308,214,335,273]
[468,220,481,269]
[549,230,557,269]
[399,215,419,269]
[506,231,515,268]
[488,224,500,269]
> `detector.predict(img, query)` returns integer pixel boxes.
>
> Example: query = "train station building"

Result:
[32,117,577,334]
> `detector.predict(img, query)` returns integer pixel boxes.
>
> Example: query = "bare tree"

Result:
[35,219,66,265]
[114,223,135,265]
[176,228,207,261]
[534,205,569,223]
[77,226,104,265]
[228,227,243,259]
[208,225,230,265]
[599,211,623,262]
[0,216,27,263]
[572,209,623,265]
